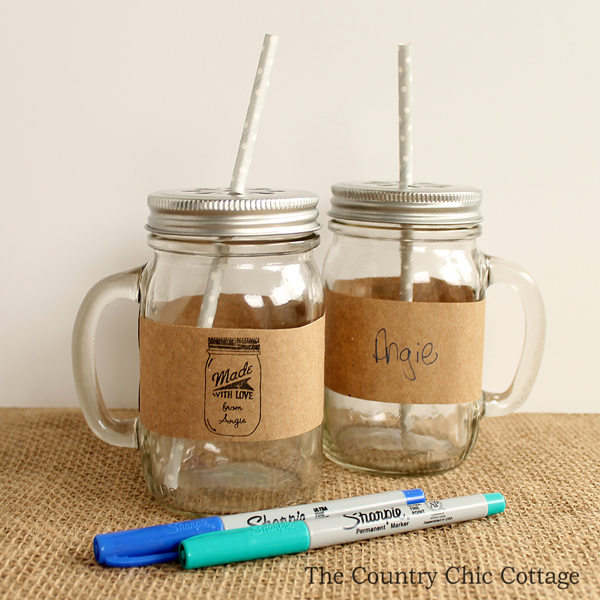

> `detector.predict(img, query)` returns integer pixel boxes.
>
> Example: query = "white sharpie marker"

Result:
[179,494,505,569]
[94,487,425,567]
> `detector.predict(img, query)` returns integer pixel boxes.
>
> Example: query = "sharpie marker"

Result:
[94,487,425,567]
[179,494,505,570]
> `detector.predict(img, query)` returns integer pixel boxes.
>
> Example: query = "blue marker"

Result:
[179,494,505,570]
[94,488,425,567]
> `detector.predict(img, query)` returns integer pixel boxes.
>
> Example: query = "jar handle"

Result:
[72,267,143,448]
[483,256,546,417]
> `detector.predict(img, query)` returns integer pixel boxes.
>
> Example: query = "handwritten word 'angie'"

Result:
[373,328,438,381]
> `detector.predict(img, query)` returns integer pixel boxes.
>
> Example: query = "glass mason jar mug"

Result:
[323,182,545,475]
[73,188,325,516]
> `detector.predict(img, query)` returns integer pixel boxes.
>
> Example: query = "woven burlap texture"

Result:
[0,409,598,600]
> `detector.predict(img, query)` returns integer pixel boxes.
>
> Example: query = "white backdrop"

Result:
[1,0,598,412]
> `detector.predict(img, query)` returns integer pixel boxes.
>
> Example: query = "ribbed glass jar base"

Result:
[323,389,484,475]
[139,423,322,516]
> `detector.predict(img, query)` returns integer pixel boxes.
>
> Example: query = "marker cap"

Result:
[94,516,225,567]
[180,521,311,569]
[403,488,426,504]
[483,493,506,516]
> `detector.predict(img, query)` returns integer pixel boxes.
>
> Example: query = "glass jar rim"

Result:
[146,233,321,256]
[328,219,482,240]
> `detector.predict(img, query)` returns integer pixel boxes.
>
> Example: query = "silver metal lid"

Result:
[147,187,320,239]
[330,182,483,227]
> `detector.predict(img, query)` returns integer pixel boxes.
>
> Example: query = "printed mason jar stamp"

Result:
[205,337,262,437]
[139,312,325,444]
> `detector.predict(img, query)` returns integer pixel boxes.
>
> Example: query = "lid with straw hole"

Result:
[329,181,482,227]
[146,187,320,239]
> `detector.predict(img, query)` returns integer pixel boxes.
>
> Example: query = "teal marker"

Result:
[179,493,505,569]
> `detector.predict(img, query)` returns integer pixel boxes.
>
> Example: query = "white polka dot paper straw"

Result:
[398,44,415,437]
[230,34,279,195]
[164,35,279,490]
[398,43,413,189]
[398,43,414,303]
[197,250,228,329]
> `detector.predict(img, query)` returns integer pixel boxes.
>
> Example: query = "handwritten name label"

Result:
[324,289,486,405]
[373,328,438,381]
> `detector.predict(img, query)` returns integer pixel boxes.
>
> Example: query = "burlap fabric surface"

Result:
[0,409,598,600]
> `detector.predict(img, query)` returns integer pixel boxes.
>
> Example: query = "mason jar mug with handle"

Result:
[73,188,325,516]
[322,182,545,475]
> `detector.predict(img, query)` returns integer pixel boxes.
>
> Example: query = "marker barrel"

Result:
[180,521,310,569]
[179,494,505,570]
[219,487,425,529]
[309,494,504,549]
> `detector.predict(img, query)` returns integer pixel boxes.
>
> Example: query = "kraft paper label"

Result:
[325,288,485,404]
[139,316,325,441]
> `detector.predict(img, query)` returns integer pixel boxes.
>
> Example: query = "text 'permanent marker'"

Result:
[94,487,425,567]
[179,494,505,570]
